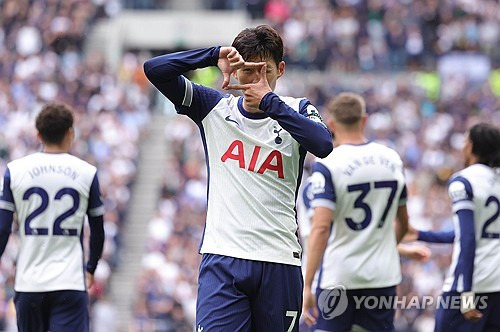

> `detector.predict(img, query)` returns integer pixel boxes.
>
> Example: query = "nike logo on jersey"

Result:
[225,115,239,126]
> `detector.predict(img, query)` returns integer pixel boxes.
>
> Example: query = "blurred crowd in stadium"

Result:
[0,0,499,331]
[0,0,150,330]
[127,0,499,71]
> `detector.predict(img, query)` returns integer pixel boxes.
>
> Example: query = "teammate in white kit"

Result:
[303,93,409,331]
[0,103,105,332]
[405,123,500,332]
[144,25,333,331]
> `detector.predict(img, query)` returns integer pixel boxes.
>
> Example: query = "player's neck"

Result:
[42,143,71,154]
[243,100,265,114]
[465,154,480,167]
[42,147,69,154]
[334,133,368,146]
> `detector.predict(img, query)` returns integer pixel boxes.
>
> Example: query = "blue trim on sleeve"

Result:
[298,99,309,114]
[198,123,210,253]
[451,209,475,292]
[176,83,224,123]
[0,209,13,258]
[0,169,15,211]
[399,185,408,202]
[86,215,105,274]
[144,47,224,123]
[259,92,333,158]
[311,162,336,203]
[449,176,473,203]
[88,173,104,212]
[417,230,455,243]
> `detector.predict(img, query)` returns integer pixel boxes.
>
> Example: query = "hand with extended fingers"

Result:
[226,62,272,111]
[218,47,247,89]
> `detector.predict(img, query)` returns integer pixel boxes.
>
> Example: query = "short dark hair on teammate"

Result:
[327,92,366,126]
[232,25,283,66]
[468,123,500,168]
[36,103,74,145]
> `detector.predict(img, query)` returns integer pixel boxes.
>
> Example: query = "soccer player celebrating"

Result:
[303,93,409,331]
[144,25,333,331]
[0,103,105,332]
[405,123,500,332]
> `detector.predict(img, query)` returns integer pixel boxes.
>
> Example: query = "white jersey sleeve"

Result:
[443,164,500,293]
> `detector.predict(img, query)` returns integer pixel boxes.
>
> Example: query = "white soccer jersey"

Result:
[443,164,500,293]
[0,152,104,292]
[196,94,316,266]
[311,142,407,289]
[144,46,332,266]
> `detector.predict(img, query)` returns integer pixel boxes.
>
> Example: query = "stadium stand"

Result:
[0,0,150,330]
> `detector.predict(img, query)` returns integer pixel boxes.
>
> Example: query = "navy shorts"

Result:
[196,253,303,332]
[14,290,89,332]
[314,286,396,332]
[435,291,500,332]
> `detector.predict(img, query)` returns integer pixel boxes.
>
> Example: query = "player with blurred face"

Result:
[303,93,410,331]
[404,123,500,332]
[0,103,105,332]
[144,25,333,331]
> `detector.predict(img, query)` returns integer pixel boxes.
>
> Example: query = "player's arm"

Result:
[418,229,455,243]
[397,243,431,263]
[448,176,481,320]
[402,223,455,243]
[260,95,333,157]
[302,161,335,326]
[0,169,14,258]
[144,47,231,122]
[86,173,105,282]
[395,184,409,243]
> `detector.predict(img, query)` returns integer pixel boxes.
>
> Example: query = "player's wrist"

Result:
[460,291,476,313]
[86,264,96,275]
[258,91,276,112]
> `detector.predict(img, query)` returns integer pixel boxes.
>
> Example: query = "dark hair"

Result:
[35,103,74,145]
[468,123,500,168]
[327,92,366,125]
[231,25,284,66]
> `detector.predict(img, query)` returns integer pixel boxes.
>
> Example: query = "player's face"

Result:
[234,57,285,91]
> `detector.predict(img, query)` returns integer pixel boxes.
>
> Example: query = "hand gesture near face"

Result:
[226,62,272,110]
[218,47,246,89]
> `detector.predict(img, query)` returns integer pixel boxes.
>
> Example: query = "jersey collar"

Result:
[237,97,268,120]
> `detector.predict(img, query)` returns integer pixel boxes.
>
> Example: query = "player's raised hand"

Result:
[226,62,272,110]
[218,47,245,89]
[302,286,319,326]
